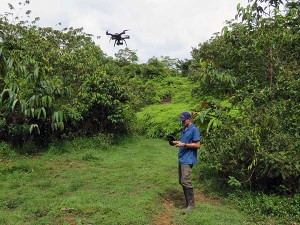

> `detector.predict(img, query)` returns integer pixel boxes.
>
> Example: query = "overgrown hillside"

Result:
[0,0,299,222]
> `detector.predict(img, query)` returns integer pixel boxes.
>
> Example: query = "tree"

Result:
[114,47,139,66]
[190,0,300,193]
[0,1,134,148]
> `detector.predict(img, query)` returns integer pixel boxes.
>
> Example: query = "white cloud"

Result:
[0,0,247,62]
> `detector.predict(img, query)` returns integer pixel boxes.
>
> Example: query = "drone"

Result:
[106,30,130,47]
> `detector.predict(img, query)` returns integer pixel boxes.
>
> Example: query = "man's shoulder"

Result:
[190,124,201,139]
[190,124,200,131]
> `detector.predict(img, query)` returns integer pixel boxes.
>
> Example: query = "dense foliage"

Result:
[190,0,300,194]
[0,17,134,146]
[0,1,186,149]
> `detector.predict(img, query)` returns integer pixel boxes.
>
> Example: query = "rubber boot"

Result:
[180,187,188,209]
[183,188,195,213]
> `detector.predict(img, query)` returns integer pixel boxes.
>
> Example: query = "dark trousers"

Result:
[178,164,193,188]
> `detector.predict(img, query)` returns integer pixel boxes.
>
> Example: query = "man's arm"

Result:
[174,141,200,149]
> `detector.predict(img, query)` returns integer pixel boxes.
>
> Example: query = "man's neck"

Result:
[184,122,191,130]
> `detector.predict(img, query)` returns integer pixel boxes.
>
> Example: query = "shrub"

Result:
[136,103,190,138]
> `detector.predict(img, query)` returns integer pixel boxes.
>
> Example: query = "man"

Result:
[173,111,201,213]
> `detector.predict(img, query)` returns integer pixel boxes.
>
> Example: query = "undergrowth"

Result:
[227,191,300,224]
[197,153,300,225]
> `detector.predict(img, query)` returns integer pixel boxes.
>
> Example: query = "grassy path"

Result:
[0,136,253,224]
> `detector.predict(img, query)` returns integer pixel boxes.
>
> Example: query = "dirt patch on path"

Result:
[153,188,220,225]
[154,198,176,225]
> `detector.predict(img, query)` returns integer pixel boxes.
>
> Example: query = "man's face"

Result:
[182,118,190,127]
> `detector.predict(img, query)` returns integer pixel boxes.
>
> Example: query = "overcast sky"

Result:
[0,0,247,63]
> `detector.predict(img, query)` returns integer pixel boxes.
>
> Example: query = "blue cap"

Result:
[178,112,191,121]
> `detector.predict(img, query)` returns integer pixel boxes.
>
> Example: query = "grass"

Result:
[1,136,255,225]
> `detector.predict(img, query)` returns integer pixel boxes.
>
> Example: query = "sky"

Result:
[0,0,247,63]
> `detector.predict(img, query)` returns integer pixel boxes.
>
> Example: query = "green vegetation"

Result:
[1,136,254,225]
[1,136,298,224]
[189,0,300,194]
[1,0,299,224]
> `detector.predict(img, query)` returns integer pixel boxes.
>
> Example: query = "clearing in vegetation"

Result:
[1,136,259,224]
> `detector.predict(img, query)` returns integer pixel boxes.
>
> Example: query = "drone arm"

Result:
[120,29,128,35]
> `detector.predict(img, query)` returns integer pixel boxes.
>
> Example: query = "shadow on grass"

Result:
[160,188,185,208]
